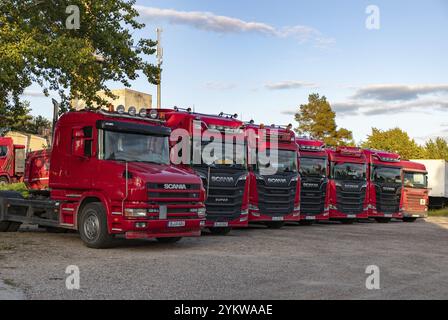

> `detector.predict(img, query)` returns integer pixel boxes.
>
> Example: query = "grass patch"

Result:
[0,182,29,198]
[428,208,448,217]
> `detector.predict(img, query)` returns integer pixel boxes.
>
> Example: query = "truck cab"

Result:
[327,147,369,223]
[0,108,206,248]
[364,149,403,223]
[245,123,300,228]
[400,160,428,222]
[156,108,250,235]
[0,137,26,185]
[296,138,329,225]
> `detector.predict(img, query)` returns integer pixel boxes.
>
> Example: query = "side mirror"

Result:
[72,128,87,158]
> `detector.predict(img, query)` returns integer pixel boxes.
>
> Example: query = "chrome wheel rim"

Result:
[83,212,100,241]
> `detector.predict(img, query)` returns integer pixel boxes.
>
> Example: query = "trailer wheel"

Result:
[265,221,285,229]
[403,217,417,223]
[299,220,314,226]
[209,227,232,236]
[79,202,114,249]
[0,176,8,186]
[156,237,182,244]
[0,221,11,232]
[6,222,21,232]
[375,217,391,223]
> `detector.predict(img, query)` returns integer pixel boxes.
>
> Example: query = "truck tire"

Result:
[0,222,11,232]
[156,237,182,244]
[209,227,232,236]
[265,221,285,229]
[375,217,391,223]
[79,202,114,249]
[6,222,21,232]
[403,217,417,223]
[0,176,9,186]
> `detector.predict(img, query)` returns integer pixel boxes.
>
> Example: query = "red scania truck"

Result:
[296,138,329,225]
[245,123,300,228]
[364,149,403,223]
[156,108,250,235]
[327,147,369,223]
[0,137,26,185]
[400,160,428,222]
[0,107,206,247]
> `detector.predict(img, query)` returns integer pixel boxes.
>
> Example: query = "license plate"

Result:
[384,214,392,218]
[347,214,356,218]
[214,222,228,227]
[412,215,420,218]
[168,221,185,228]
[305,216,316,220]
[272,216,284,221]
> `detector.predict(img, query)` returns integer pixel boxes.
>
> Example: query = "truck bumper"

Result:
[204,215,249,228]
[249,211,300,223]
[119,219,203,239]
[300,212,329,221]
[402,211,428,219]
[368,210,403,219]
[329,209,369,220]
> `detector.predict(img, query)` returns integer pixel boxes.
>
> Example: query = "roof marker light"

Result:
[116,105,125,114]
[139,108,147,117]
[128,106,137,116]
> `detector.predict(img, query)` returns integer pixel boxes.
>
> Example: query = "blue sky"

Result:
[25,0,448,144]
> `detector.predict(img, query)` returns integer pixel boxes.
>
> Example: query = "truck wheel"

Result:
[403,217,417,223]
[209,227,232,235]
[0,176,8,186]
[375,217,391,223]
[156,237,182,244]
[79,202,114,249]
[0,221,11,232]
[265,221,285,229]
[299,220,314,226]
[6,222,21,232]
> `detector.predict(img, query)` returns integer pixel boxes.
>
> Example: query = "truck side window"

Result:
[0,146,7,157]
[83,127,93,157]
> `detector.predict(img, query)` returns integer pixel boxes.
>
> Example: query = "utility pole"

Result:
[156,28,163,109]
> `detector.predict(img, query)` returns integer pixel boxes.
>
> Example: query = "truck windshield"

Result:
[257,149,298,175]
[332,162,366,181]
[403,171,427,188]
[0,146,7,157]
[372,166,402,184]
[102,130,169,164]
[300,157,326,177]
[195,140,247,169]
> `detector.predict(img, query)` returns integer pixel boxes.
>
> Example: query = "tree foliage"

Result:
[294,93,354,146]
[361,127,426,159]
[424,137,448,160]
[0,0,159,112]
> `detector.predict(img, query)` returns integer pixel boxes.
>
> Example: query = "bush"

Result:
[428,209,448,217]
[0,183,29,198]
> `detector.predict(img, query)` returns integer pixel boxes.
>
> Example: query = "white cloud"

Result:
[265,80,317,90]
[135,6,334,46]
[352,84,448,101]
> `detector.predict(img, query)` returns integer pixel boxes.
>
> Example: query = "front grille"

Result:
[256,180,296,216]
[405,194,424,212]
[300,181,327,215]
[205,181,246,221]
[336,183,366,215]
[375,184,402,214]
[147,183,201,202]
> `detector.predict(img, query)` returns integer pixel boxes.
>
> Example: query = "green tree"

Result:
[424,137,448,160]
[361,127,425,159]
[295,93,354,146]
[0,100,33,134]
[0,0,159,112]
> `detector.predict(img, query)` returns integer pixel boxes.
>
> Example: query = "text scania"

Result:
[164,184,187,190]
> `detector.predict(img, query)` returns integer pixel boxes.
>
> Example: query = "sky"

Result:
[24,0,448,144]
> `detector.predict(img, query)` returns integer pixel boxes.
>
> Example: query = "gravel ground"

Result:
[0,218,447,300]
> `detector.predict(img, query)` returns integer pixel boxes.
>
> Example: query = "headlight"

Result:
[291,176,299,183]
[198,207,207,218]
[237,174,248,182]
[124,208,147,217]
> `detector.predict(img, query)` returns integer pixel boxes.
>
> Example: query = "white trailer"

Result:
[410,159,448,208]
